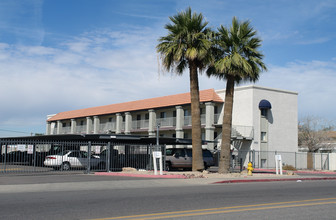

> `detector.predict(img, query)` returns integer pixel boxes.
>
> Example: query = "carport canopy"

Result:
[0,134,212,145]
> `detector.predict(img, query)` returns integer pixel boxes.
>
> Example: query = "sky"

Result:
[0,0,335,137]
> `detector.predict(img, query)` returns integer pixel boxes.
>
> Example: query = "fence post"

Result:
[61,144,64,171]
[149,144,153,170]
[86,141,91,174]
[33,144,36,172]
[162,144,166,172]
[4,143,8,173]
[295,152,297,170]
[107,142,111,172]
[328,153,330,170]
[257,151,260,169]
[252,150,255,168]
[240,158,243,172]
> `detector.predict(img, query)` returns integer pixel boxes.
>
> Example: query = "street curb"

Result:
[254,168,336,175]
[94,172,188,179]
[212,177,336,184]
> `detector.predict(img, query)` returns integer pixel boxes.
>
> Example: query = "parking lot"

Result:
[0,134,175,175]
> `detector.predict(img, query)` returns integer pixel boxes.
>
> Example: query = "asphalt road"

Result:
[1,175,336,219]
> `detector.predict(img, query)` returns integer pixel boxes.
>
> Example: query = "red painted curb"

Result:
[212,177,336,184]
[254,168,336,175]
[94,172,188,179]
[294,170,336,175]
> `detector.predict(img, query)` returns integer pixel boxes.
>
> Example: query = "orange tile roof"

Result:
[48,89,223,122]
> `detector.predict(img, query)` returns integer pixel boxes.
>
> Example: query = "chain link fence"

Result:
[216,150,331,171]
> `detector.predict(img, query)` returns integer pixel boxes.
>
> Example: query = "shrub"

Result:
[282,164,297,171]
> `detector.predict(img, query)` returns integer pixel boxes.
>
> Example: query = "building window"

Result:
[62,123,67,127]
[80,120,84,126]
[160,112,166,118]
[145,113,149,120]
[184,133,189,139]
[184,110,190,116]
[173,111,176,117]
[172,134,176,138]
[108,117,112,122]
[214,106,218,114]
[137,115,141,120]
[261,132,267,142]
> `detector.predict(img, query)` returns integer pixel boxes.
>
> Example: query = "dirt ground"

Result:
[121,167,287,179]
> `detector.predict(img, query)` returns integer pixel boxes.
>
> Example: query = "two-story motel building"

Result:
[46,85,298,166]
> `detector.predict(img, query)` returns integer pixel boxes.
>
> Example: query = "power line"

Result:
[0,128,31,134]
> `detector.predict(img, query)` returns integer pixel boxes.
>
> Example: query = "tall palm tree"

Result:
[207,17,267,173]
[157,7,212,171]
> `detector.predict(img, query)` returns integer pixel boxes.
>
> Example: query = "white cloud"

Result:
[0,28,171,133]
[297,37,330,45]
[1,12,336,137]
[0,25,226,136]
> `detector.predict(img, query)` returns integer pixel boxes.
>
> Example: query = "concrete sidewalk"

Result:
[94,168,336,184]
[1,169,336,194]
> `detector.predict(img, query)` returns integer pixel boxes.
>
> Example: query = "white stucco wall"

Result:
[216,85,298,153]
[252,86,298,152]
[215,88,254,126]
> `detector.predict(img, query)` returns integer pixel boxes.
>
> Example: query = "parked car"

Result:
[44,150,100,170]
[34,145,65,166]
[165,148,214,171]
[92,149,120,170]
[1,151,33,165]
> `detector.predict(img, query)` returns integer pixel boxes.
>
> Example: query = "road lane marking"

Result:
[91,197,336,220]
[0,168,22,171]
[135,201,336,220]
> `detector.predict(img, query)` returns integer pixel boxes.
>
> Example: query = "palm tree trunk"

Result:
[218,75,235,173]
[189,63,204,171]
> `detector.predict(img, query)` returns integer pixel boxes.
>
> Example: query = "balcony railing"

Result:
[76,125,86,134]
[157,117,175,127]
[132,120,149,130]
[184,116,191,126]
[201,114,206,125]
[61,127,71,134]
[99,122,116,133]
[57,116,253,137]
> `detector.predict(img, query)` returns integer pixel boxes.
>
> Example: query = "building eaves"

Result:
[48,89,223,122]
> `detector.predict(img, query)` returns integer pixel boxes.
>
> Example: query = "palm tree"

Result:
[157,7,212,171]
[207,17,267,173]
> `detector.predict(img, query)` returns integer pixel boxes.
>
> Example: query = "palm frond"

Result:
[156,7,212,74]
[207,16,266,83]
